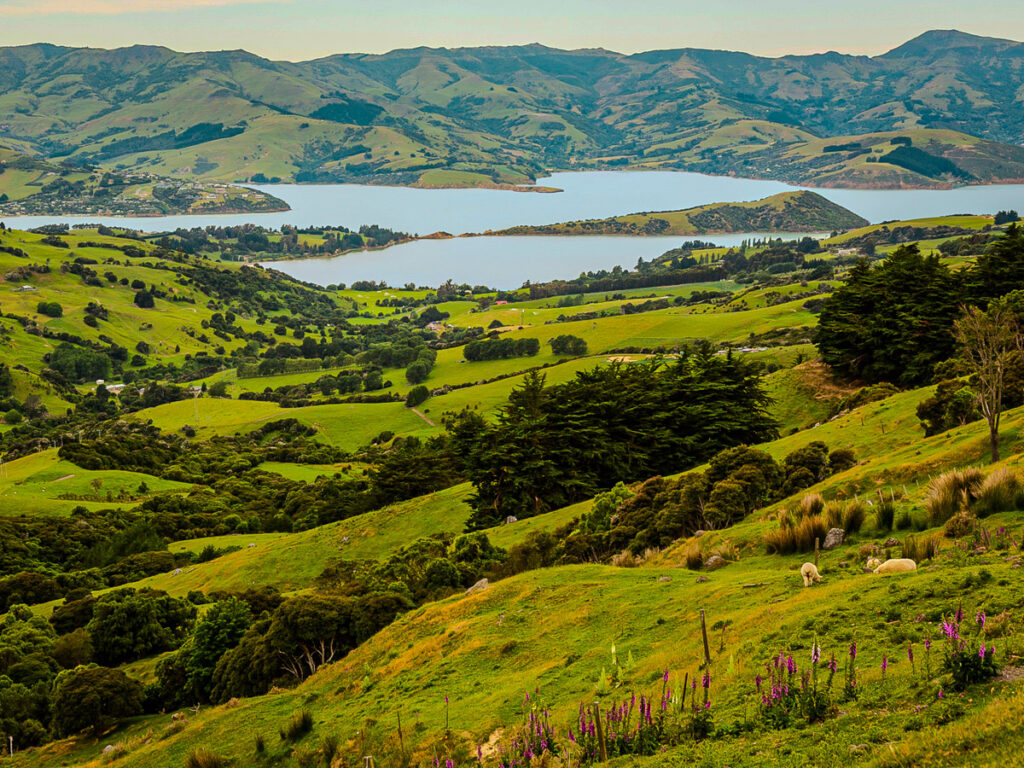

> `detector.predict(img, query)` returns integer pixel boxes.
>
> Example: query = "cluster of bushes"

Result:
[463,336,540,361]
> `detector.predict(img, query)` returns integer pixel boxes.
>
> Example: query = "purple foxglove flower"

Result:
[881,655,888,672]
[663,668,670,682]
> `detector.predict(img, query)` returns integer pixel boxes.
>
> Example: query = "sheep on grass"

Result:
[800,562,822,587]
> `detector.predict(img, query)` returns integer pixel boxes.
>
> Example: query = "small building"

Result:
[14,285,37,292]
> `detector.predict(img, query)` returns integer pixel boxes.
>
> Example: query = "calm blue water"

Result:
[266,233,819,289]
[4,170,1024,288]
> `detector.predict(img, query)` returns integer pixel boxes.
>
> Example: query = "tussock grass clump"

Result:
[765,514,828,555]
[902,534,940,562]
[184,749,228,768]
[842,500,867,534]
[895,508,914,530]
[925,467,985,525]
[874,500,896,532]
[798,493,825,520]
[254,734,265,754]
[973,468,1024,517]
[320,734,340,765]
[280,709,314,742]
[684,541,702,570]
[711,541,738,562]
[823,501,844,531]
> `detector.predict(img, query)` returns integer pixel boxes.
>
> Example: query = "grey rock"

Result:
[657,576,672,582]
[883,536,900,548]
[466,578,489,595]
[704,554,728,571]
[696,575,709,583]
[823,527,845,550]
[693,530,706,538]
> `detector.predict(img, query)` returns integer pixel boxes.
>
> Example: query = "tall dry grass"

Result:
[973,467,1024,517]
[901,534,940,562]
[765,514,828,555]
[925,467,985,525]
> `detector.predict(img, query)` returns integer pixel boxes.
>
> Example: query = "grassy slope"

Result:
[484,191,867,236]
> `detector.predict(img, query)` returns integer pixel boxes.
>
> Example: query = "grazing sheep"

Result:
[801,562,823,587]
[866,557,882,571]
[873,558,917,575]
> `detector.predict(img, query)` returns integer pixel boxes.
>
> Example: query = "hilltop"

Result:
[2,32,1024,189]
[482,191,869,236]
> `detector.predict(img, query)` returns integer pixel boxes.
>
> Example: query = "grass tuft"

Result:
[973,467,1024,517]
[902,534,940,562]
[925,467,985,525]
[184,749,228,768]
[765,514,827,554]
[280,709,314,742]
[842,500,867,534]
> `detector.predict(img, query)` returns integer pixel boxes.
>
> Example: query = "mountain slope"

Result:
[2,32,1024,188]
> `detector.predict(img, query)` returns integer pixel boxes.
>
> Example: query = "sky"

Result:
[0,0,1021,59]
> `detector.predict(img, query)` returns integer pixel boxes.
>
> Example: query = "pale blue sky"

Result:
[0,0,1020,59]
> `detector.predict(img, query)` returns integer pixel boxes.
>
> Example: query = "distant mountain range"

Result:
[2,30,1024,190]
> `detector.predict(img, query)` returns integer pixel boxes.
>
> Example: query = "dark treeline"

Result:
[815,225,1024,386]
[448,345,777,528]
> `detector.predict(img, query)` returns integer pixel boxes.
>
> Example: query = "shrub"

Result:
[944,511,976,539]
[874,500,895,532]
[901,534,939,562]
[973,468,1023,517]
[405,385,430,408]
[925,467,985,525]
[36,300,63,317]
[184,749,228,768]
[842,500,867,534]
[4,409,22,424]
[280,709,314,742]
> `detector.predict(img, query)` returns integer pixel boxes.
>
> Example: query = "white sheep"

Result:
[873,558,917,575]
[801,562,822,587]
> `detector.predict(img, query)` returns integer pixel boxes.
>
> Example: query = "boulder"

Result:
[823,528,845,550]
[703,555,728,571]
[657,576,672,583]
[466,578,490,595]
[883,536,900,548]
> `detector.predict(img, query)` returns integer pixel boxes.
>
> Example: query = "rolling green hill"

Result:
[483,191,868,236]
[0,145,288,215]
[1,219,1024,767]
[3,31,1024,189]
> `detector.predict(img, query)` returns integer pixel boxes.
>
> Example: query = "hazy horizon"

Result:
[0,0,1021,61]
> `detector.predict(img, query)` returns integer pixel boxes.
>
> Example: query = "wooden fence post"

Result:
[699,609,711,667]
[592,703,607,762]
[814,537,820,566]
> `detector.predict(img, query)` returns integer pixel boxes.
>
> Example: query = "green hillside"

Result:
[0,145,288,216]
[3,32,1024,189]
[484,191,868,236]
[1,218,1024,767]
